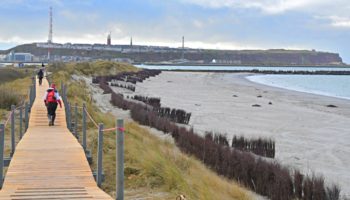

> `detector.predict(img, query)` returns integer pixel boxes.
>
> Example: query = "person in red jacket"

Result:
[43,83,62,126]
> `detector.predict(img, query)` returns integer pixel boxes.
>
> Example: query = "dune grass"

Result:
[48,61,251,200]
[120,122,250,200]
[0,66,37,84]
[0,70,33,165]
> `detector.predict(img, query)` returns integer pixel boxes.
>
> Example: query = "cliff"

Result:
[1,43,344,66]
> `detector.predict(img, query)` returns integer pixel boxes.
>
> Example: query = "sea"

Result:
[136,65,350,100]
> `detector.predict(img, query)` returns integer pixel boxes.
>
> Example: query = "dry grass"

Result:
[120,122,250,200]
[0,72,33,166]
[0,67,27,84]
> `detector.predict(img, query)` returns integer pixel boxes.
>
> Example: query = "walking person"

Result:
[37,69,44,86]
[43,83,62,126]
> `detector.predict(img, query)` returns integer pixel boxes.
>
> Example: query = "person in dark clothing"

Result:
[43,83,62,126]
[37,69,44,86]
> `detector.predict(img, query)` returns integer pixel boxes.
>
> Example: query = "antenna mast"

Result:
[48,6,53,61]
[48,6,53,43]
[181,36,185,60]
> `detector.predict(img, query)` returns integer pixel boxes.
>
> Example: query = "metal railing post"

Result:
[61,83,65,104]
[67,103,71,131]
[33,83,36,101]
[97,123,104,187]
[74,103,78,138]
[10,105,15,157]
[19,107,23,140]
[31,84,35,107]
[29,86,33,107]
[62,84,68,125]
[33,77,36,98]
[82,103,87,151]
[25,102,29,131]
[116,119,124,200]
[30,82,34,107]
[70,104,73,131]
[63,84,67,104]
[65,102,68,128]
[0,124,4,189]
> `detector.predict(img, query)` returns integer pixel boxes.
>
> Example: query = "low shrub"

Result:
[93,69,161,84]
[110,82,135,92]
[231,135,275,158]
[133,95,161,108]
[0,85,22,109]
[0,68,26,84]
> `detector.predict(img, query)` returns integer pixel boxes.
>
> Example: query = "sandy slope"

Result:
[132,72,350,197]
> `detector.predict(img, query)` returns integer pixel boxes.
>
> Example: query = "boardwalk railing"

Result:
[1,75,125,199]
[60,82,125,200]
[0,76,36,189]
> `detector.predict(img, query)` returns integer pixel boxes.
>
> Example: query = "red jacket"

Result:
[44,88,62,108]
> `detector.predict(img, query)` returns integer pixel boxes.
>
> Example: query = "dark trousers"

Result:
[38,77,43,85]
[47,102,58,123]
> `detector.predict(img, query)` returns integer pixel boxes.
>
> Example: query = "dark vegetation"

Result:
[98,80,341,200]
[133,95,161,108]
[98,81,113,94]
[153,107,191,125]
[93,69,161,93]
[0,87,21,109]
[0,67,33,109]
[204,133,276,158]
[109,88,192,125]
[232,135,275,158]
[92,69,161,84]
[110,82,135,92]
[0,67,27,84]
[97,70,191,125]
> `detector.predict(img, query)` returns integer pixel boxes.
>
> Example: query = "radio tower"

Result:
[181,36,185,60]
[48,6,53,61]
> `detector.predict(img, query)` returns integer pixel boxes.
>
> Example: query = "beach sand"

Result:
[130,71,350,197]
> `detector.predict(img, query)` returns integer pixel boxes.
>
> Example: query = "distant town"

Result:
[0,39,345,67]
[1,35,199,64]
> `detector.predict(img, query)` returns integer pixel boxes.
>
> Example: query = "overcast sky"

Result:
[0,0,349,62]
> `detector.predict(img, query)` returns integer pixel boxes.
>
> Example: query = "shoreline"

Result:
[132,71,350,197]
[246,74,350,101]
[136,63,350,68]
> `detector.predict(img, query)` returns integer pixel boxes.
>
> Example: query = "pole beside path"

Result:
[116,119,124,200]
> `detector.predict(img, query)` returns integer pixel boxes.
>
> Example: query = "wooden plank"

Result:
[0,78,112,199]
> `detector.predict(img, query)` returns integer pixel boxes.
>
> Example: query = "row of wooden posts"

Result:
[0,76,36,188]
[60,82,125,200]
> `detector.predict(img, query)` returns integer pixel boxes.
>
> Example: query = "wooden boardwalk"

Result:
[0,79,112,199]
